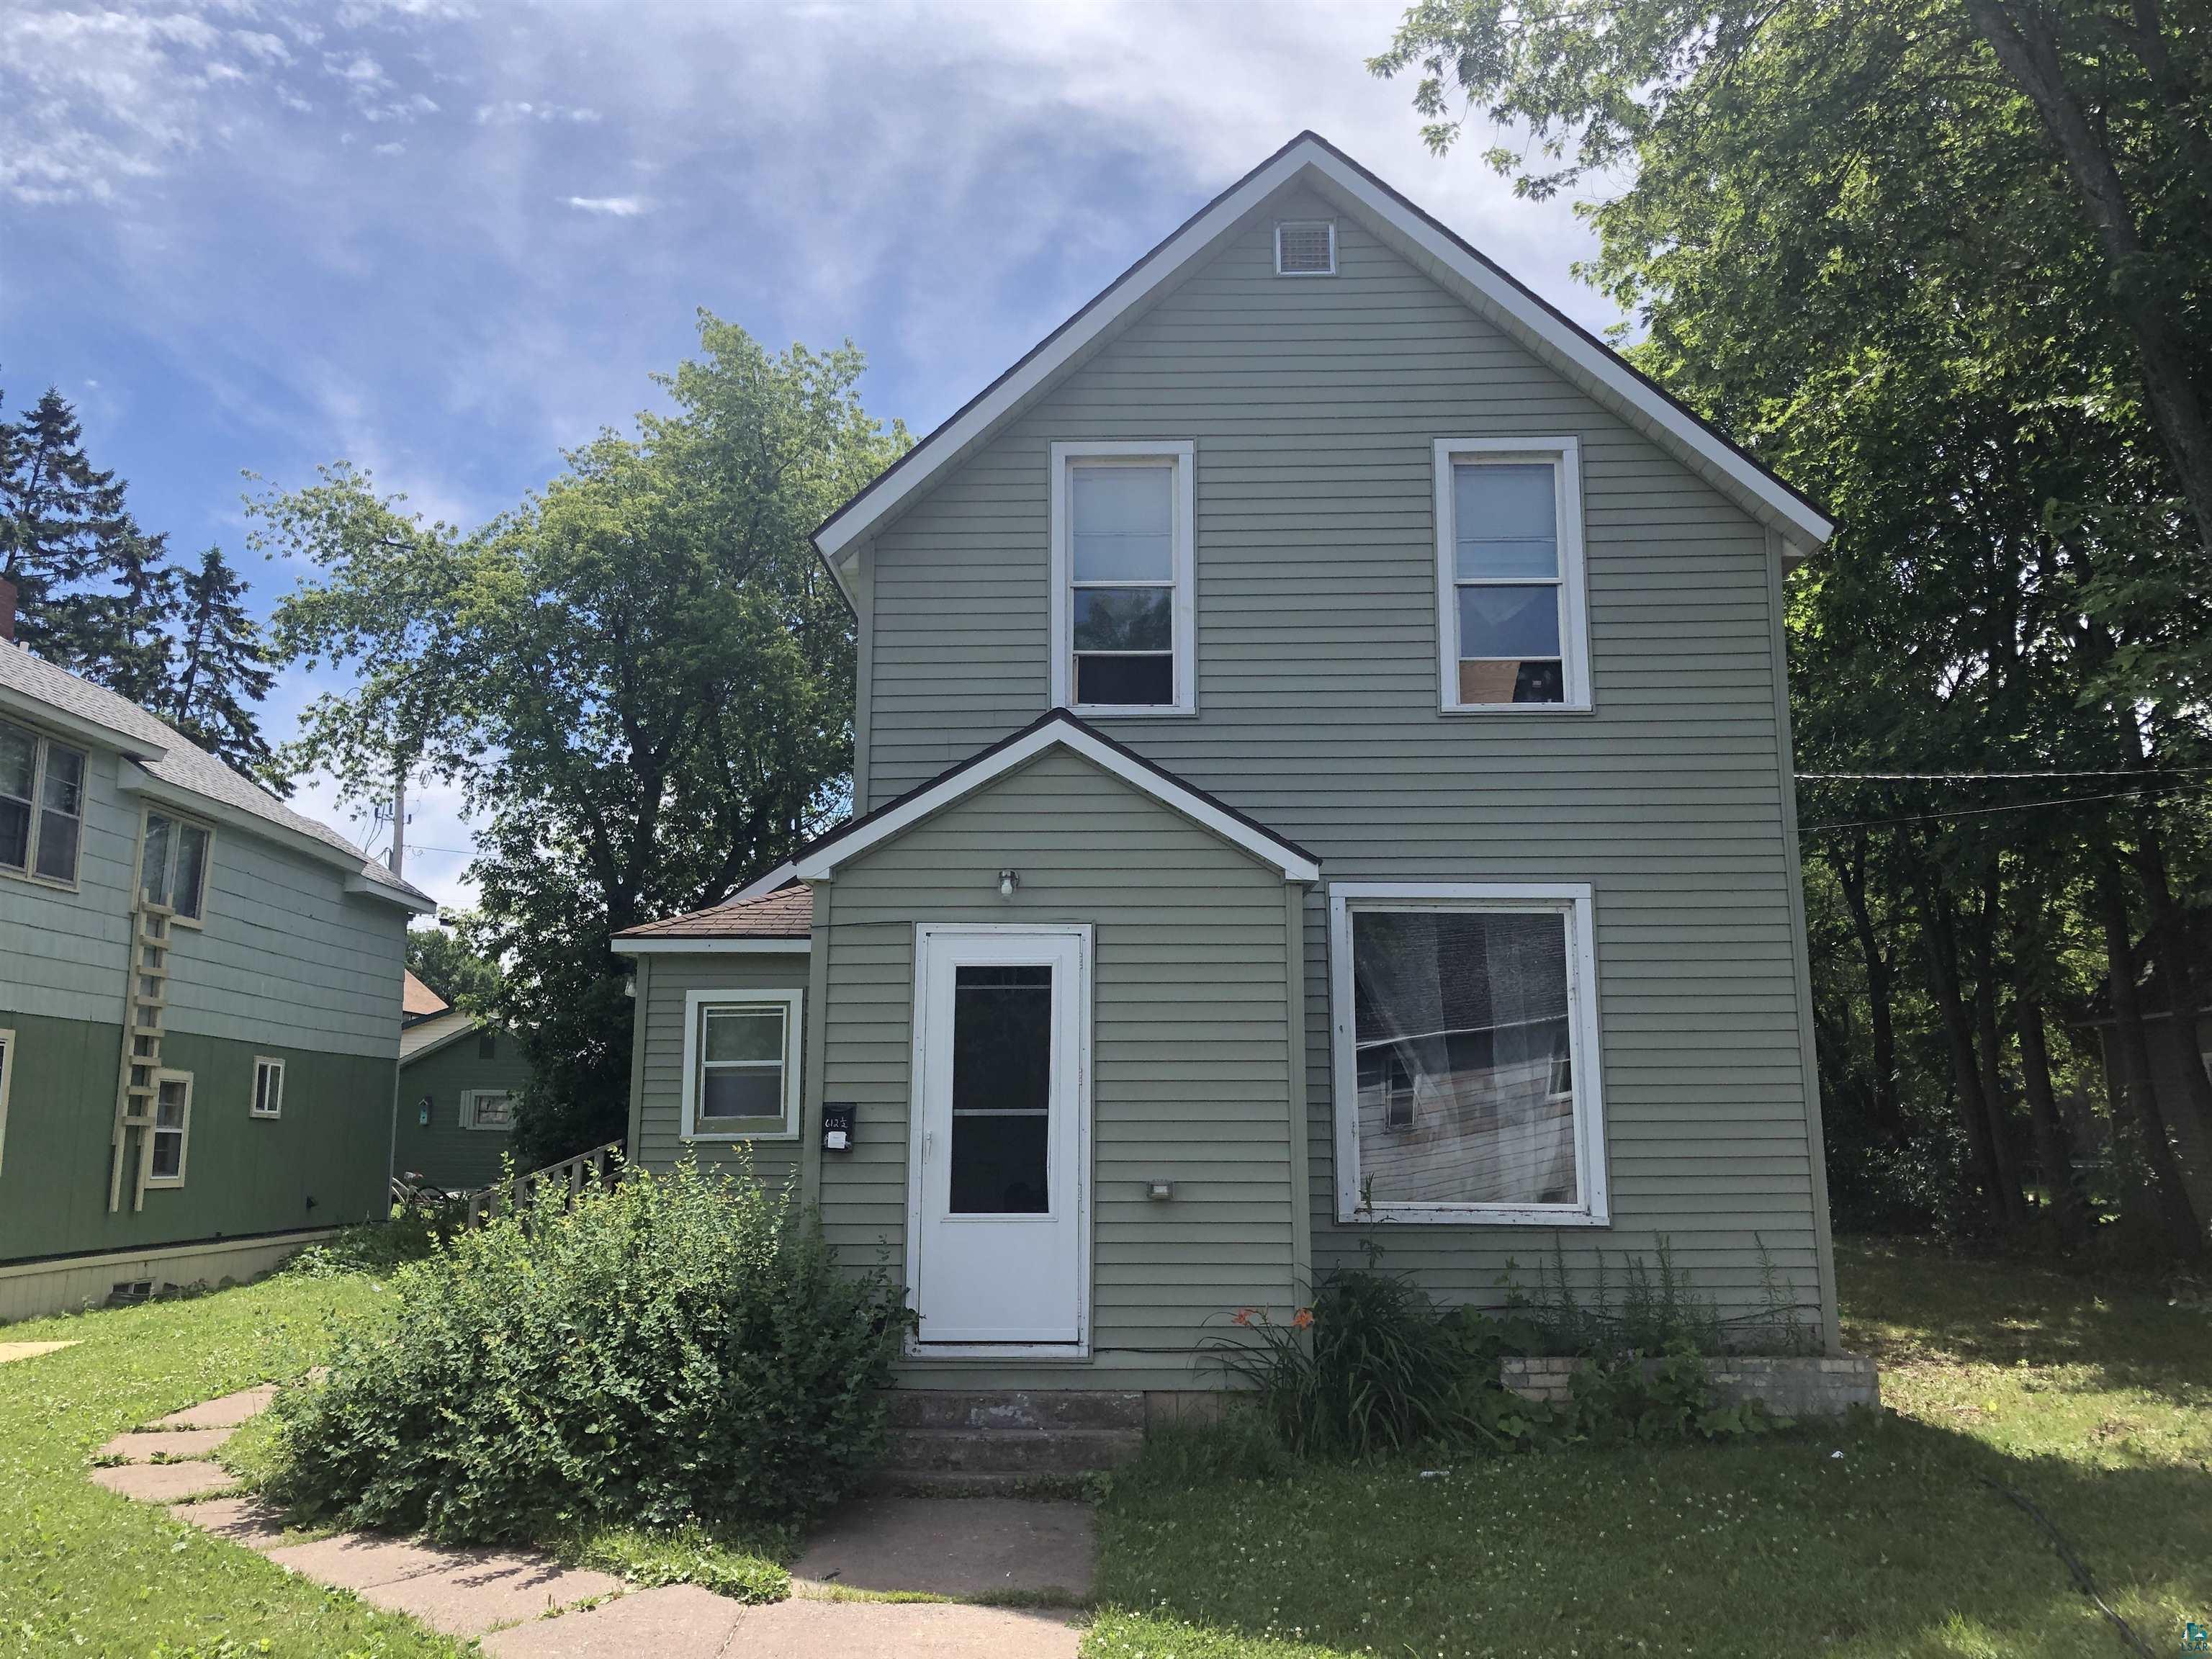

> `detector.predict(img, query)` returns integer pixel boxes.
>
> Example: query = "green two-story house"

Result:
[1,635,433,1321]
[614,133,1845,1409]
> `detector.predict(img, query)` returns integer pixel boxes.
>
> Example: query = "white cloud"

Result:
[563,193,646,216]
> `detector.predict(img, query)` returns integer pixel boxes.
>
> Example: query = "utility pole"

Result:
[387,771,406,880]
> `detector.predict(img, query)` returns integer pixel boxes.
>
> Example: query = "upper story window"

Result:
[140,809,212,923]
[1274,220,1337,276]
[1048,441,1196,716]
[0,717,87,886]
[1433,438,1591,712]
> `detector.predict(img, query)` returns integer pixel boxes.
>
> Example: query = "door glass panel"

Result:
[948,963,1053,1214]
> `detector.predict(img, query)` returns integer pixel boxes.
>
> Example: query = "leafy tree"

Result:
[405,920,503,1011]
[262,314,907,1162]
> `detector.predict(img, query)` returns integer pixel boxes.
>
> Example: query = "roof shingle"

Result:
[614,884,812,940]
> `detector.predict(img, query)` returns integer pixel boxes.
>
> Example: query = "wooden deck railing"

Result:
[461,1138,626,1231]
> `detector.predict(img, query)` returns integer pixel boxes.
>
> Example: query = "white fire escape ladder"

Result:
[109,900,177,1213]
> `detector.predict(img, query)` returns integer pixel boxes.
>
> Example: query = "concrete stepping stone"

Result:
[791,1497,1094,1600]
[357,1555,626,1637]
[155,1385,276,1429]
[265,1533,495,1591]
[91,1460,236,1502]
[98,1426,233,1462]
[732,1598,1081,1658]
[171,1495,292,1549]
[481,1583,746,1657]
[0,1341,78,1364]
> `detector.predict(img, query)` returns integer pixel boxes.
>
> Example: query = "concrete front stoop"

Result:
[881,1390,1144,1491]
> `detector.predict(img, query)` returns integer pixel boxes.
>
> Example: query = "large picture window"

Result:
[1050,441,1196,716]
[1434,439,1591,711]
[1329,883,1607,1226]
[140,809,212,922]
[680,986,804,1141]
[1,717,87,886]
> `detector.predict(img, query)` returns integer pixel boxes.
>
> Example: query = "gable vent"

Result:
[1274,220,1336,276]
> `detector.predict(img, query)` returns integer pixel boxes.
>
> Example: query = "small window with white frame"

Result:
[1,717,87,886]
[1434,439,1591,711]
[1274,220,1336,276]
[1330,883,1608,1226]
[680,986,803,1141]
[0,1025,15,1177]
[251,1056,284,1120]
[1049,441,1196,716]
[139,808,213,922]
[461,1089,513,1131]
[147,1070,193,1187]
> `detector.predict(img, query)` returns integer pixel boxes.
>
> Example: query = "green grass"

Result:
[1084,1238,2212,1659]
[0,1272,464,1659]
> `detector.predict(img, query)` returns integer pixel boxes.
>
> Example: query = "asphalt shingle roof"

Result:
[0,638,431,906]
[614,884,813,940]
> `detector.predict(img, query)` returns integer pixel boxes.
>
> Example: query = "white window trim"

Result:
[145,1069,193,1190]
[1434,437,1592,714]
[250,1056,284,1120]
[135,806,215,928]
[679,986,804,1142]
[459,1089,514,1133]
[1328,881,1609,1228]
[1274,218,1337,276]
[0,718,87,891]
[1048,440,1197,719]
[0,1026,14,1178]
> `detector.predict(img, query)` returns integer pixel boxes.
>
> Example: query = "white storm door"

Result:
[909,925,1090,1346]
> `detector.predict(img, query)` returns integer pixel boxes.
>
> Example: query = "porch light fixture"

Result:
[998,869,1020,899]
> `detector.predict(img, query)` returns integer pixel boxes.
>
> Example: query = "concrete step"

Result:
[868,1468,1097,1498]
[883,1389,1145,1433]
[886,1426,1143,1475]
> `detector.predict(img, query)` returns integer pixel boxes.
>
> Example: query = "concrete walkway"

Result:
[0,1340,78,1363]
[90,1382,1087,1656]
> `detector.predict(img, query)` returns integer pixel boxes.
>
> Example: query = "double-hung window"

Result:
[680,986,803,1140]
[1329,883,1608,1226]
[1050,441,1196,716]
[251,1057,284,1120]
[1434,439,1590,711]
[1,717,87,885]
[148,1071,192,1187]
[140,809,212,922]
[461,1089,512,1130]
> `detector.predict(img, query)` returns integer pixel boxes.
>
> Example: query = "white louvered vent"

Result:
[1274,220,1336,276]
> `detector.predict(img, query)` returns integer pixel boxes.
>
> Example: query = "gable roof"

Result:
[790,709,1320,884]
[399,1006,490,1064]
[811,130,1832,590]
[0,638,434,911]
[611,885,814,950]
[403,970,450,1022]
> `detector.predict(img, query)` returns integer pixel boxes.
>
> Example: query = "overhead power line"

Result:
[1797,767,2212,781]
[1798,779,2212,834]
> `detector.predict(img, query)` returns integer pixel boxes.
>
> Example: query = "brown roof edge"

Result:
[613,884,814,942]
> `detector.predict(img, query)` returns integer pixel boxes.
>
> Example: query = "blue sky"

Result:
[2,0,1606,912]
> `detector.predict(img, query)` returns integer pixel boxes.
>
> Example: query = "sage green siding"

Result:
[0,747,139,1020]
[395,1025,533,1190]
[819,747,1298,1389]
[0,1007,392,1267]
[631,951,811,1187]
[855,184,1827,1326]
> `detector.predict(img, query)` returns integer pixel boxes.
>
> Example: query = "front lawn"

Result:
[1087,1238,2212,1658]
[0,1270,462,1658]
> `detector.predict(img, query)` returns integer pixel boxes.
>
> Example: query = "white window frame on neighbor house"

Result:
[1049,440,1197,718]
[0,1026,14,1178]
[679,986,804,1142]
[1,716,89,889]
[145,1069,194,1190]
[1433,438,1591,714]
[136,806,215,926]
[1328,881,1609,1228]
[1273,219,1337,276]
[460,1089,513,1132]
[250,1056,284,1120]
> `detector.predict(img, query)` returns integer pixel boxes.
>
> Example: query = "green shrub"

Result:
[279,1210,441,1280]
[262,1158,912,1542]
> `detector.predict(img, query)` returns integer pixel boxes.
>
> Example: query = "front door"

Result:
[909,925,1090,1347]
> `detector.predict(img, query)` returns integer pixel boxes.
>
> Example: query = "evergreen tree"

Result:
[91,518,181,706]
[0,385,130,662]
[168,545,281,788]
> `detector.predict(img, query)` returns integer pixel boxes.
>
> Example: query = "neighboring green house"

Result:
[0,634,433,1322]
[614,134,1844,1410]
[393,992,529,1192]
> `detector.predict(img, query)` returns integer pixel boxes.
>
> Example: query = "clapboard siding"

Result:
[0,746,138,1020]
[632,952,810,1188]
[394,1025,532,1191]
[821,749,1297,1389]
[858,186,1825,1326]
